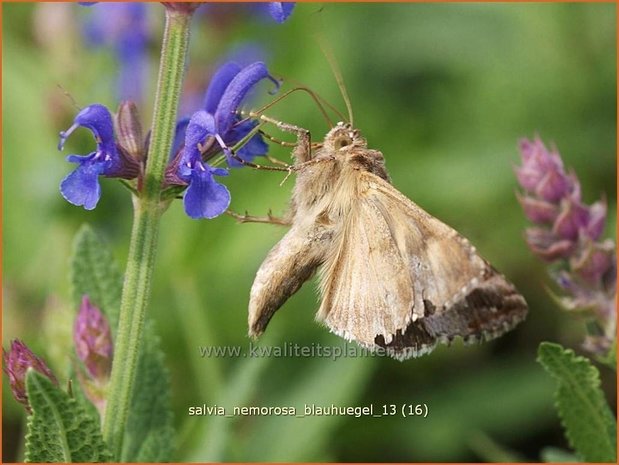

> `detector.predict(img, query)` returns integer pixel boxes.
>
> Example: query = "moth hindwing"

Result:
[248,122,527,360]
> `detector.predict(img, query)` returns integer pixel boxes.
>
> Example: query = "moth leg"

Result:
[226,209,291,226]
[209,134,291,172]
[250,113,313,163]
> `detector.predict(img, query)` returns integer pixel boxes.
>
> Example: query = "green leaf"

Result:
[70,224,123,332]
[121,323,174,462]
[70,225,174,461]
[24,371,112,463]
[537,342,617,462]
[70,225,123,419]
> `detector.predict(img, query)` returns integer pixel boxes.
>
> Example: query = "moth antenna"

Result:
[309,7,354,124]
[247,86,336,127]
[286,79,348,123]
[57,84,81,111]
[317,36,354,126]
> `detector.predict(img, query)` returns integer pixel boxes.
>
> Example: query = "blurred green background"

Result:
[2,2,616,462]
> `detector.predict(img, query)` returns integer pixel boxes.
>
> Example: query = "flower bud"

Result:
[552,196,590,241]
[516,193,558,224]
[570,239,615,285]
[2,339,58,411]
[535,169,573,202]
[115,101,144,161]
[74,296,113,382]
[525,228,575,261]
[584,200,607,241]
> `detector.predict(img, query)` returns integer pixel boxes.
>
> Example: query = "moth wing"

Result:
[316,192,416,348]
[249,222,334,337]
[319,172,527,360]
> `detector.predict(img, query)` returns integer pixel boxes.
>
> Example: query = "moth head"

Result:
[324,122,367,153]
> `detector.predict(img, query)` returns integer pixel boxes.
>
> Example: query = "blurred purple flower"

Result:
[81,2,149,102]
[266,2,295,23]
[58,103,141,210]
[170,61,278,219]
[3,339,58,412]
[516,137,616,355]
[74,296,113,382]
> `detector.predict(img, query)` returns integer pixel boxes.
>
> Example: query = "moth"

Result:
[244,117,528,360]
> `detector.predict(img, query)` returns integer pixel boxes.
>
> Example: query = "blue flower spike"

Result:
[81,3,149,102]
[267,2,295,23]
[176,61,279,219]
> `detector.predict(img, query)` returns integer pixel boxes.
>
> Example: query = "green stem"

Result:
[102,9,192,459]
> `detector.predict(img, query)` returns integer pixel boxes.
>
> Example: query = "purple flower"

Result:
[516,137,616,355]
[173,61,278,219]
[74,296,113,382]
[266,2,295,23]
[516,138,608,259]
[82,2,149,102]
[3,339,58,412]
[58,103,140,210]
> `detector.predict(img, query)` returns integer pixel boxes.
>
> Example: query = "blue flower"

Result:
[266,3,295,23]
[205,61,277,164]
[179,111,231,219]
[177,61,278,219]
[81,3,149,102]
[59,104,140,210]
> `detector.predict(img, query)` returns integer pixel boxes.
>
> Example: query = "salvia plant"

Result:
[3,2,294,462]
[3,3,616,464]
[515,137,616,462]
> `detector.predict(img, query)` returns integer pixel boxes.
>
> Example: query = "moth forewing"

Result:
[248,122,528,360]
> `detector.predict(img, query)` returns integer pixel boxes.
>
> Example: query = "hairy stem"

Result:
[102,9,191,458]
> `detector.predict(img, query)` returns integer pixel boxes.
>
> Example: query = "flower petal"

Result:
[525,227,575,261]
[170,117,190,160]
[180,111,216,176]
[58,104,124,176]
[204,62,242,114]
[183,166,231,219]
[517,193,558,224]
[215,62,279,133]
[267,2,295,23]
[585,199,607,241]
[237,132,268,162]
[226,119,268,166]
[60,154,105,210]
[59,104,115,151]
[552,197,590,240]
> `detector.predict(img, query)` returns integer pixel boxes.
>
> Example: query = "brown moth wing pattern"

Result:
[318,171,528,360]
